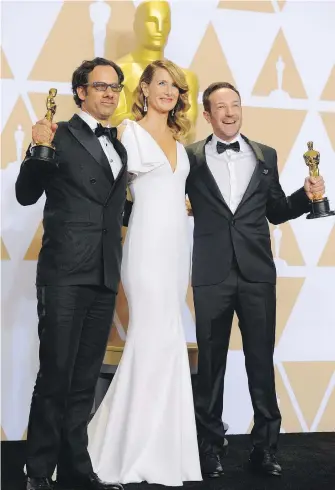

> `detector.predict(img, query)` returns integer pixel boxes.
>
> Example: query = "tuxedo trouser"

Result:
[26,285,116,478]
[193,261,281,452]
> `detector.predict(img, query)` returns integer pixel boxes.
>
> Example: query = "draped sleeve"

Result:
[120,119,166,176]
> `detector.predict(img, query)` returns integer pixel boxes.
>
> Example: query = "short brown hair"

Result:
[203,82,241,113]
[72,57,124,108]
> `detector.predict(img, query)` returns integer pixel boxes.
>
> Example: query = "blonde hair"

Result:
[132,59,191,141]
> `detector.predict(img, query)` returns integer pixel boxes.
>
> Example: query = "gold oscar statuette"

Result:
[29,88,58,164]
[303,141,335,219]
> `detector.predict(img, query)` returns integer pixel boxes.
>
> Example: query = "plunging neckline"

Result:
[135,122,179,174]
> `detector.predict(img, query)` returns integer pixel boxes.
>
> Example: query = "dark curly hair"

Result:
[72,57,124,107]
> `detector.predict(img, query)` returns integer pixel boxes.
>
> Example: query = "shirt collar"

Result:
[78,109,110,131]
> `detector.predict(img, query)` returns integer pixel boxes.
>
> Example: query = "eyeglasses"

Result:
[84,82,124,93]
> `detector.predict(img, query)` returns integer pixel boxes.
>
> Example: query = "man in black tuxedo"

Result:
[186,82,325,478]
[16,58,128,490]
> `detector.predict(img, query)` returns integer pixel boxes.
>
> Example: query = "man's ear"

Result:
[76,86,87,103]
[203,110,211,124]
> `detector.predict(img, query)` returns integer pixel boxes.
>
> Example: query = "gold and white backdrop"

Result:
[1,0,335,441]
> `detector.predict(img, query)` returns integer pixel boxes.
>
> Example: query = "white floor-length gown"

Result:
[87,120,202,486]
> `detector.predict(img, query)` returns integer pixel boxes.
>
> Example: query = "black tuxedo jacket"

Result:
[186,134,311,287]
[15,114,128,292]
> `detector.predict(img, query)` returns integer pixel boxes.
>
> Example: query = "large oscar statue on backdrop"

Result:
[110,0,199,142]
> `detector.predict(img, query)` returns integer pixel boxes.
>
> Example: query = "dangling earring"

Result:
[171,108,175,117]
[143,97,148,113]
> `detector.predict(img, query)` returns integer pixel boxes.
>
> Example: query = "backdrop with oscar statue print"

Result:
[1,0,335,441]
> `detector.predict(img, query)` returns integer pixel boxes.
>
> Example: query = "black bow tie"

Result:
[216,141,240,154]
[95,123,117,141]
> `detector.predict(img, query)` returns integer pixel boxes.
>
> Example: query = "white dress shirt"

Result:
[78,110,122,179]
[205,133,257,214]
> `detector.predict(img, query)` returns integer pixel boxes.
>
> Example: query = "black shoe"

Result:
[57,472,123,490]
[249,448,282,476]
[27,477,53,490]
[219,438,229,458]
[199,440,224,478]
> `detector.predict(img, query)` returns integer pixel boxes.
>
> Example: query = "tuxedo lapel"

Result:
[234,135,265,214]
[68,114,114,184]
[106,137,128,200]
[194,136,232,216]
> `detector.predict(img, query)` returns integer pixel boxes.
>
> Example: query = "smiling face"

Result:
[141,67,180,115]
[204,87,242,142]
[76,65,121,122]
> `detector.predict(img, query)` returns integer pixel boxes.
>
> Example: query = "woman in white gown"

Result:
[87,60,202,486]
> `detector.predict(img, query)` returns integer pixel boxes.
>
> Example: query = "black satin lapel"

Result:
[234,137,265,214]
[195,142,232,215]
[235,162,263,213]
[68,116,114,182]
[105,138,128,200]
[113,138,127,169]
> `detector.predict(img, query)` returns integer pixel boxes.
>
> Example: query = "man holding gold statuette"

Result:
[16,57,127,490]
[186,82,328,479]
